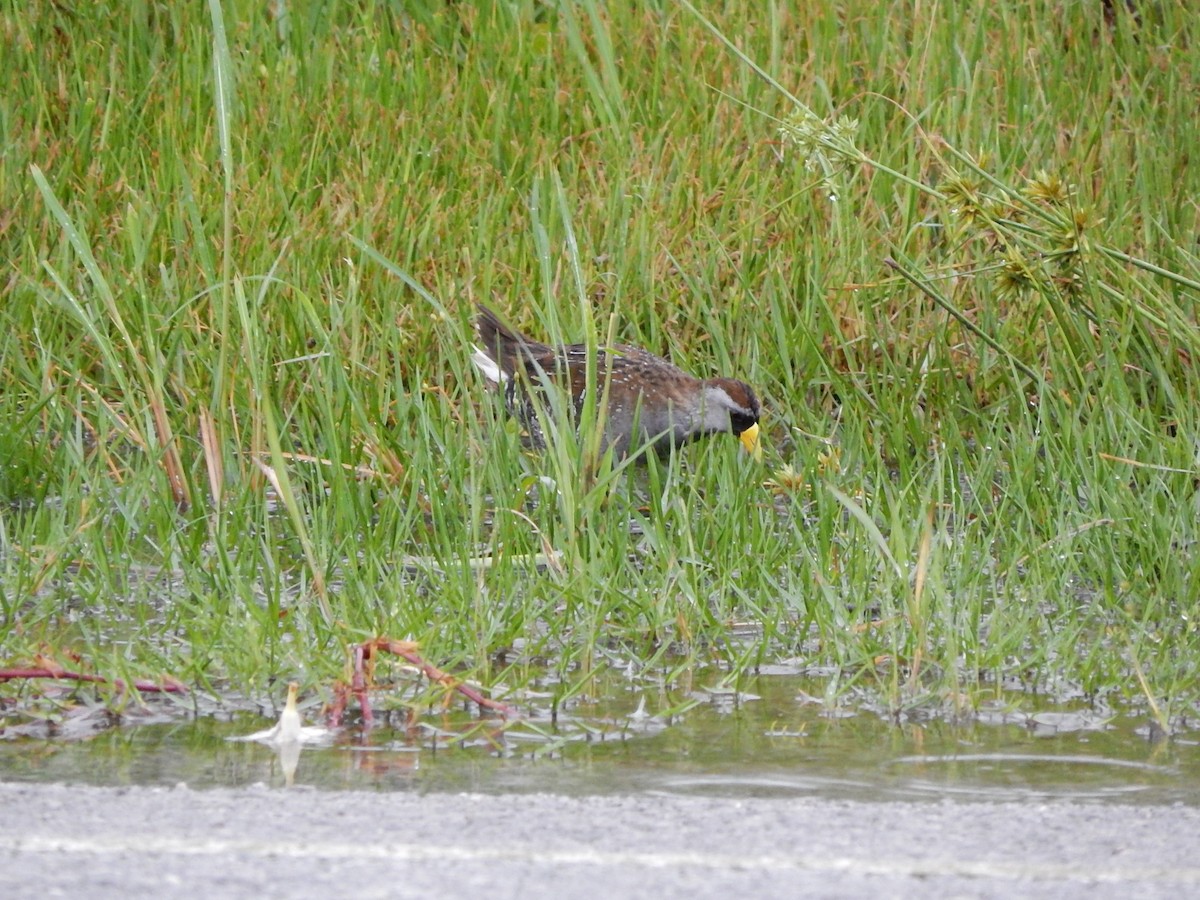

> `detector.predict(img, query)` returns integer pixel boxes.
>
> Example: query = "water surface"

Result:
[2,673,1195,803]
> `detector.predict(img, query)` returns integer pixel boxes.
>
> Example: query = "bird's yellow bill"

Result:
[739,423,763,461]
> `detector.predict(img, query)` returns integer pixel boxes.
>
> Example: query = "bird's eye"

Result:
[730,411,758,434]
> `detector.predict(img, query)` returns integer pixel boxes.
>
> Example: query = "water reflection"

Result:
[1,673,1196,804]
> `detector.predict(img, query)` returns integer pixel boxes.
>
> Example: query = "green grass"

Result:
[1,0,1198,730]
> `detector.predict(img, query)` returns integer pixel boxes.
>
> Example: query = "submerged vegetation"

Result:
[1,1,1198,733]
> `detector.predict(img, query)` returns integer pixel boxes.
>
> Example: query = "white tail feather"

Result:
[470,346,506,384]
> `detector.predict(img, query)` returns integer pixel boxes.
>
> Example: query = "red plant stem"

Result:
[351,643,374,725]
[0,668,187,694]
[371,639,517,717]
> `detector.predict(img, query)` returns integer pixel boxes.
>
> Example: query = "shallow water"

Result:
[2,673,1196,803]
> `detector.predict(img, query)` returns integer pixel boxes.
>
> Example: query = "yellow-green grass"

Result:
[1,1,1197,729]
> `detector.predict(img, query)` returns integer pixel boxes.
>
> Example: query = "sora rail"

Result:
[471,304,761,461]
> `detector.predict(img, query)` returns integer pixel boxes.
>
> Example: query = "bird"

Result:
[470,303,761,461]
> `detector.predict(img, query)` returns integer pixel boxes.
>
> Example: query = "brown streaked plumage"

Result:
[471,304,761,460]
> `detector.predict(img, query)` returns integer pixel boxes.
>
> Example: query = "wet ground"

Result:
[3,672,1200,896]
[2,672,1197,803]
[3,781,1200,899]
